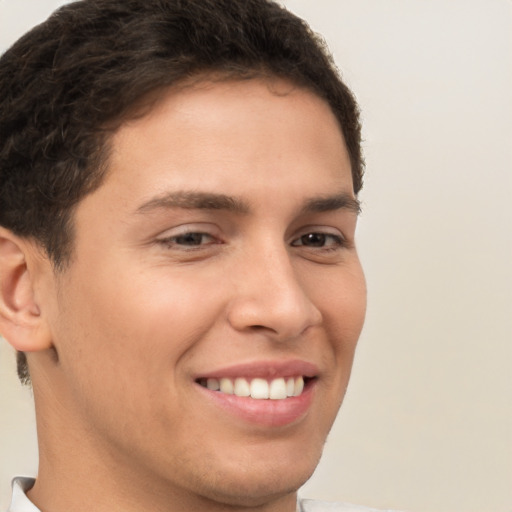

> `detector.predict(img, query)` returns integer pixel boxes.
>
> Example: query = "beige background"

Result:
[1,1,511,511]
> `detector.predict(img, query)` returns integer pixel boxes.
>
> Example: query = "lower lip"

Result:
[195,381,316,428]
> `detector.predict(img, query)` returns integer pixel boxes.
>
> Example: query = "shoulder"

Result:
[298,498,404,512]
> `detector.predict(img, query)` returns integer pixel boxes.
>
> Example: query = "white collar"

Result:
[8,477,40,512]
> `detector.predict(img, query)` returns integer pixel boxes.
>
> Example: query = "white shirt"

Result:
[8,477,401,512]
[7,478,39,512]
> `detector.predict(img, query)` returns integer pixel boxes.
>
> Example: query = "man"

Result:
[0,1,392,511]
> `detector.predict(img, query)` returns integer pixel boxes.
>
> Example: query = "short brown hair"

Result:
[0,0,364,384]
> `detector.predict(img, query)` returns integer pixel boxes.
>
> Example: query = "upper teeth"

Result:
[203,376,305,400]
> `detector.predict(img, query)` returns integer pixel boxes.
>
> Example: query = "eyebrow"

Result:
[135,191,360,216]
[301,194,362,215]
[136,191,250,214]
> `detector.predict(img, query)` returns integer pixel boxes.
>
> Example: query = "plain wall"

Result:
[1,1,511,511]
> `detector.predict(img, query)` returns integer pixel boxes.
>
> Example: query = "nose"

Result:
[226,245,322,341]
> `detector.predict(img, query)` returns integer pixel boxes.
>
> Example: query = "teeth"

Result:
[250,378,269,399]
[204,376,306,400]
[206,378,220,391]
[293,376,304,397]
[269,378,287,400]
[219,378,234,394]
[234,378,250,397]
[286,377,295,397]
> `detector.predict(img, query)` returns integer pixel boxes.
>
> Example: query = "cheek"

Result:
[82,270,231,391]
[53,266,222,382]
[51,268,226,424]
[310,263,367,343]
[128,270,225,346]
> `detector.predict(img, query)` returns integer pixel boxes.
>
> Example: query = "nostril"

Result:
[249,324,279,334]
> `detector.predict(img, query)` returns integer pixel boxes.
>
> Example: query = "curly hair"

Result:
[0,0,364,384]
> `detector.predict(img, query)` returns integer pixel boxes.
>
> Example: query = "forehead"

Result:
[64,78,356,248]
[105,78,351,191]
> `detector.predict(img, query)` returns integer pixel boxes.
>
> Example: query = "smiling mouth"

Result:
[196,376,314,400]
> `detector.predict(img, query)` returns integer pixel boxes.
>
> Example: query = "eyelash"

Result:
[157,230,346,251]
[290,232,346,251]
[157,232,218,249]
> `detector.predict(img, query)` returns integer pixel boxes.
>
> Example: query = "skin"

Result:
[8,79,366,512]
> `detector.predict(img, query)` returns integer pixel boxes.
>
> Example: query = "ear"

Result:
[0,228,53,352]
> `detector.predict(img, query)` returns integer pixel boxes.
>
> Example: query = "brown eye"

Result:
[300,233,326,247]
[291,233,344,248]
[158,232,217,248]
[173,233,208,246]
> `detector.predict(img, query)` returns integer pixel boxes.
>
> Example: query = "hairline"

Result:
[55,72,357,271]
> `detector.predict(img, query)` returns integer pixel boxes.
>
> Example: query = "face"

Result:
[39,79,366,508]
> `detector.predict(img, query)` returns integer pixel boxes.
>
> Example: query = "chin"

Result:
[197,472,310,509]
[192,445,322,508]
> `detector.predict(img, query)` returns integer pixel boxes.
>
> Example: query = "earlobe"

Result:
[0,229,53,352]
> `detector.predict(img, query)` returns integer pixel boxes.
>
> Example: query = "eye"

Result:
[291,232,345,249]
[158,231,217,248]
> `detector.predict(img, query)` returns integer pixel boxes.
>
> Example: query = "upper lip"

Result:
[195,359,319,380]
